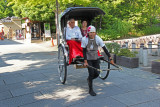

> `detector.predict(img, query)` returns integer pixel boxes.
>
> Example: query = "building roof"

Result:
[0,16,21,23]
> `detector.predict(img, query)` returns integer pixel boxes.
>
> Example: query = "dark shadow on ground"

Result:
[0,56,13,67]
[0,51,58,75]
[0,39,23,45]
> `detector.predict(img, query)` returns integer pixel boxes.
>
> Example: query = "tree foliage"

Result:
[0,0,14,19]
[8,0,56,21]
[7,0,91,21]
[7,0,91,33]
[5,0,160,39]
[88,0,160,40]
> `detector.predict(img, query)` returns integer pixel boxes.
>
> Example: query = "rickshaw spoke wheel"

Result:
[99,60,110,80]
[58,45,67,84]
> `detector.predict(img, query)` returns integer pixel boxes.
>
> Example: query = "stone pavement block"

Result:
[0,91,12,101]
[40,86,86,106]
[0,63,13,68]
[0,73,22,80]
[6,81,32,91]
[21,65,56,74]
[46,95,85,107]
[105,76,128,85]
[40,85,65,98]
[0,71,22,76]
[0,85,8,92]
[3,71,48,85]
[3,76,29,85]
[116,79,160,92]
[19,99,64,107]
[106,70,130,78]
[122,68,160,80]
[120,75,147,83]
[19,68,52,75]
[41,71,59,78]
[21,72,46,80]
[10,85,42,97]
[66,76,88,87]
[111,88,160,106]
[0,92,42,107]
[28,76,58,86]
[66,73,87,80]
[130,99,160,107]
[0,79,5,86]
[82,85,126,101]
[72,97,127,107]
[10,78,61,97]
[96,84,127,96]
[94,79,115,87]
[0,81,31,93]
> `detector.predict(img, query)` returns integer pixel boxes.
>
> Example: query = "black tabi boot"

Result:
[87,78,96,96]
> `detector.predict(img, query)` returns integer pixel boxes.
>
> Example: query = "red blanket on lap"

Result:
[67,40,102,64]
[67,40,83,64]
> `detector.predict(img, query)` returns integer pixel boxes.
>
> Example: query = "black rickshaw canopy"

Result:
[60,7,105,31]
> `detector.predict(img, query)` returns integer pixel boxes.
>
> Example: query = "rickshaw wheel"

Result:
[58,45,67,84]
[99,60,111,80]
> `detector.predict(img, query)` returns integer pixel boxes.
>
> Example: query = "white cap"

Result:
[87,25,96,33]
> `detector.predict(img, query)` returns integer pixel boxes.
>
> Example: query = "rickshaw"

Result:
[58,7,121,84]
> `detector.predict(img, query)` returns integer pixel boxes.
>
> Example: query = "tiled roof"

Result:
[0,16,20,23]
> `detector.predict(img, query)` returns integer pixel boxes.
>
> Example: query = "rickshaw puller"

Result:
[81,25,114,96]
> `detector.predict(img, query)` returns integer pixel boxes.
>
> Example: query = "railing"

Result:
[121,41,160,67]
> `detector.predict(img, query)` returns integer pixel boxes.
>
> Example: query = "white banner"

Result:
[44,23,51,37]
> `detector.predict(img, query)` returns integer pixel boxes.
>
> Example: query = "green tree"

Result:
[8,0,91,33]
[8,0,91,20]
[7,0,160,39]
[0,0,14,19]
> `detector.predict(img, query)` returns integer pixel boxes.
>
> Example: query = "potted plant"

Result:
[151,60,160,74]
[116,48,139,68]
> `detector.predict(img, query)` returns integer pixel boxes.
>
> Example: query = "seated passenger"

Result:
[81,20,88,37]
[66,18,82,41]
[66,18,83,64]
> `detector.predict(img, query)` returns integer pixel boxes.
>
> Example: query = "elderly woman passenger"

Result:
[66,18,82,41]
[65,18,83,64]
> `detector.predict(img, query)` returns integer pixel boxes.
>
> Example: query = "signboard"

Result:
[44,23,51,37]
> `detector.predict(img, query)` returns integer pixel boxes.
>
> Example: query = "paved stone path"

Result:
[0,39,160,107]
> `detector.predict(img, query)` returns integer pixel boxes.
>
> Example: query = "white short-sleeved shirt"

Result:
[66,26,82,40]
[81,35,105,48]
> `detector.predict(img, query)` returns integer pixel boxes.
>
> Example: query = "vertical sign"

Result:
[44,23,51,37]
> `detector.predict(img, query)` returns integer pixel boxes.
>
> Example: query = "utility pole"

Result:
[56,0,60,45]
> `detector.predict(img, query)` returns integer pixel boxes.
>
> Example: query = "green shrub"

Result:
[97,29,119,41]
[105,42,121,54]
[97,19,133,40]
[117,48,138,57]
[142,25,160,35]
[105,43,113,53]
[112,19,133,37]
